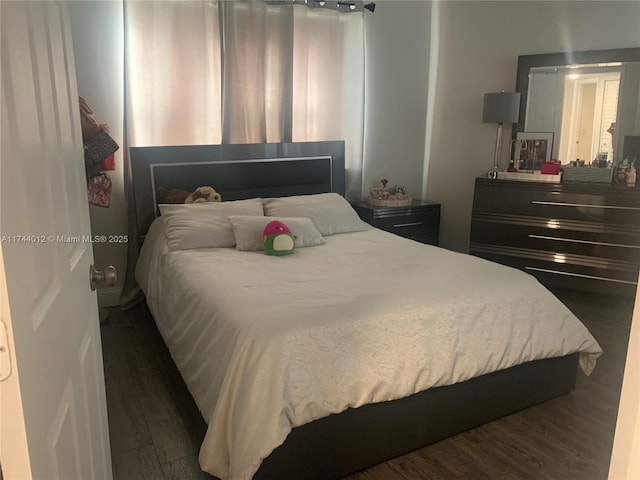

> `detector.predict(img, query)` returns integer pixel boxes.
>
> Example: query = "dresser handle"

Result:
[531,200,640,211]
[525,267,637,285]
[393,222,424,228]
[528,234,640,249]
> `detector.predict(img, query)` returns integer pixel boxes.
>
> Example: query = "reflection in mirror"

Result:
[514,49,640,167]
[527,63,628,163]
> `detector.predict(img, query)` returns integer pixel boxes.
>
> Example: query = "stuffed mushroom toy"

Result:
[263,220,296,256]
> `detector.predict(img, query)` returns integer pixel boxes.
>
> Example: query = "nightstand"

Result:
[351,200,440,246]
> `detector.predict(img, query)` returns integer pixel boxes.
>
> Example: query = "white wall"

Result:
[426,1,640,252]
[67,1,126,306]
[362,1,431,200]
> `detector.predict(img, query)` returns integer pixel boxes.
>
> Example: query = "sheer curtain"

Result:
[221,2,293,143]
[125,0,222,146]
[292,6,364,199]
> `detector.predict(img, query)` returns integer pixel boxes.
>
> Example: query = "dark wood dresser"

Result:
[351,200,440,246]
[470,178,640,296]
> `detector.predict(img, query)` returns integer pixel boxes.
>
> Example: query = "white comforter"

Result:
[136,218,602,480]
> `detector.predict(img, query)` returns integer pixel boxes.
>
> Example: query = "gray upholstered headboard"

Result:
[130,141,345,237]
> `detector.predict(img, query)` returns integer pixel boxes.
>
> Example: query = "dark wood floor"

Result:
[101,288,634,480]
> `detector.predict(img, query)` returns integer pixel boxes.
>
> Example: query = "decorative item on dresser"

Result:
[367,176,413,207]
[351,199,440,246]
[513,131,554,169]
[470,177,640,296]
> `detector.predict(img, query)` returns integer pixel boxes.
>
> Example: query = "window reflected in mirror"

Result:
[523,59,640,166]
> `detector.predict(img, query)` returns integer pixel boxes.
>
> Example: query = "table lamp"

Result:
[482,91,521,178]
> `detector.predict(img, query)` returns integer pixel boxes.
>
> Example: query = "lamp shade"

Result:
[482,92,521,124]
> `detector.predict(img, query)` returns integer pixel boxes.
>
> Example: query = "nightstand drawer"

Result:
[375,220,428,240]
[372,213,430,230]
[351,200,440,246]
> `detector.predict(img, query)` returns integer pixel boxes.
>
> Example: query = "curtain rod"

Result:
[265,0,376,13]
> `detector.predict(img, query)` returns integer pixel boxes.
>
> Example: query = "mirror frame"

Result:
[513,47,640,143]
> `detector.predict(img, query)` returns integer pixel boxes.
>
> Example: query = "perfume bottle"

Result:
[627,163,636,187]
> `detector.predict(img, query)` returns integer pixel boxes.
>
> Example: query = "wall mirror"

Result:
[514,48,640,165]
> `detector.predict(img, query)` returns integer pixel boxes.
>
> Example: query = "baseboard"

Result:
[97,286,122,308]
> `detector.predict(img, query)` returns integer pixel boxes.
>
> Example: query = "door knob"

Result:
[90,265,117,291]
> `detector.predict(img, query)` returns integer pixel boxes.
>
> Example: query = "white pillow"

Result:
[262,193,366,236]
[160,198,263,250]
[228,215,325,251]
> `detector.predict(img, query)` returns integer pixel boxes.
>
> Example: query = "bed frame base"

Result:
[256,353,578,479]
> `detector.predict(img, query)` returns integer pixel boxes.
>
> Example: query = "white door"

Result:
[0,2,112,479]
[574,81,597,162]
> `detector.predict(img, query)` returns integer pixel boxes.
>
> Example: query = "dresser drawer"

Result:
[473,182,640,225]
[470,178,640,296]
[471,248,639,296]
[471,215,640,262]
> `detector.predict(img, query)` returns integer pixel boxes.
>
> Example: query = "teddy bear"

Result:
[157,186,222,204]
[186,186,221,203]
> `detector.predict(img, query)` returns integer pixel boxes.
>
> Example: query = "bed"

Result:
[130,141,602,480]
